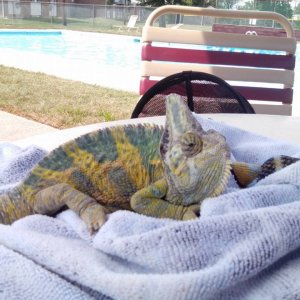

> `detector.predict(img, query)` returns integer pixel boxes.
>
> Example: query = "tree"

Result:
[191,0,216,7]
[255,0,293,18]
[216,0,238,9]
[275,0,293,18]
[137,0,216,27]
[138,0,216,7]
[294,1,300,14]
[241,0,292,27]
[242,1,256,10]
[138,0,183,6]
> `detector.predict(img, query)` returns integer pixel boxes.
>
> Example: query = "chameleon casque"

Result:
[0,94,298,232]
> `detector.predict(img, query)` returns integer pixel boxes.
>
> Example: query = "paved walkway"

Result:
[0,110,58,141]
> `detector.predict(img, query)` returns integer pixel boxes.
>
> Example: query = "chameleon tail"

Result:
[0,188,34,224]
[231,162,261,188]
[232,155,300,188]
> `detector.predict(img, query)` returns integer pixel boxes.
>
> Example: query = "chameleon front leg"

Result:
[130,179,198,220]
[34,183,108,232]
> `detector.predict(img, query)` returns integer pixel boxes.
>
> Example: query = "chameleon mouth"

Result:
[210,160,232,198]
[179,159,232,203]
[173,161,186,177]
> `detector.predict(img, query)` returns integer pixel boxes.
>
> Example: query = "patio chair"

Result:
[140,5,297,115]
[114,15,139,32]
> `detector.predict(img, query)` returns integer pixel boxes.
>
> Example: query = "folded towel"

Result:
[0,116,300,300]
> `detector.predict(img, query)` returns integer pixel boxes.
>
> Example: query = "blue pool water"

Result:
[0,30,142,70]
[0,31,62,35]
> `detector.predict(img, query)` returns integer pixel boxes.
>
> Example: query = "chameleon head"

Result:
[160,94,231,206]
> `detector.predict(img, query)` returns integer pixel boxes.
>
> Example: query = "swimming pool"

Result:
[0,30,142,92]
[1,31,142,68]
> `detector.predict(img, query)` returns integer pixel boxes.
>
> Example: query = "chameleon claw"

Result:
[88,221,103,234]
[189,204,200,216]
[81,203,108,233]
[182,204,200,220]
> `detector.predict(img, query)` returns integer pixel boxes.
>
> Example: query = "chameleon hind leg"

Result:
[130,179,198,221]
[34,183,108,232]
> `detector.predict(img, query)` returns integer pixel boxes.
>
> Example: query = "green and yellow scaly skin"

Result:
[0,124,164,228]
[0,94,232,232]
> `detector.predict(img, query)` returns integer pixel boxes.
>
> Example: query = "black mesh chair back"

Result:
[131,71,255,118]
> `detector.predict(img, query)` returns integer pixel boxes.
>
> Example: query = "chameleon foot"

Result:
[80,203,108,233]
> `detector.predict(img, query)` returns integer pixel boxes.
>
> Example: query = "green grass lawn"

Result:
[0,19,143,129]
[0,65,139,128]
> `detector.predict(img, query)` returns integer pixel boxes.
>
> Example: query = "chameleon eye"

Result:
[181,132,203,156]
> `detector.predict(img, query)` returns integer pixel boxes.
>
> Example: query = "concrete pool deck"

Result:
[0,110,58,141]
